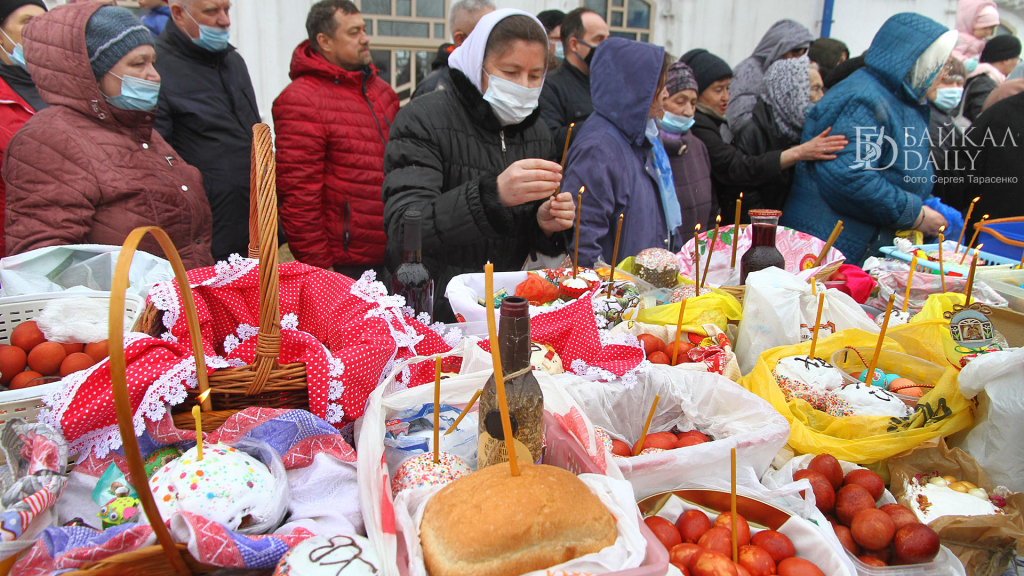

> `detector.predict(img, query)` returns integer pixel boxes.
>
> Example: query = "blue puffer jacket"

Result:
[561,37,670,267]
[781,13,948,264]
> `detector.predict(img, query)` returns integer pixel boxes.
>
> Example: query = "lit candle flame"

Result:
[716,214,721,223]
[197,388,211,404]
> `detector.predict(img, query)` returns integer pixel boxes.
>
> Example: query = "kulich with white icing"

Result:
[148,442,277,531]
[827,383,913,418]
[773,355,843,410]
[905,481,1002,524]
[273,534,380,576]
[391,452,470,495]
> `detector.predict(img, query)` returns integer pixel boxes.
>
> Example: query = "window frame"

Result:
[581,0,654,43]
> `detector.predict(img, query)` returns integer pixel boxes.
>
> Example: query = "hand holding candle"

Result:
[484,262,519,476]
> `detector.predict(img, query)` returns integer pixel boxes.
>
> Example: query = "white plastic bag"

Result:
[356,353,620,576]
[397,474,646,576]
[735,267,878,374]
[0,244,173,299]
[958,349,1024,492]
[559,365,790,500]
[648,468,857,576]
[445,270,529,324]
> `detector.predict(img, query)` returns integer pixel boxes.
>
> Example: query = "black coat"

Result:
[733,99,799,210]
[539,62,592,152]
[382,69,565,322]
[154,19,260,262]
[927,102,963,203]
[411,66,451,100]
[690,109,784,224]
[961,74,997,123]
[945,91,1024,226]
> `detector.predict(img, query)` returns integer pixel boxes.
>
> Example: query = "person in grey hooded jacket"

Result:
[727,19,813,131]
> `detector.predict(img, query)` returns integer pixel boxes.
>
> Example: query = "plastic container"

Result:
[829,348,946,408]
[975,217,1024,261]
[977,268,1024,313]
[879,244,1016,275]
[846,545,961,576]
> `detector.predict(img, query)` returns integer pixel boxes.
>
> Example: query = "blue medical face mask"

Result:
[554,42,564,60]
[184,8,230,52]
[660,110,695,134]
[105,73,161,111]
[0,29,26,71]
[933,86,964,112]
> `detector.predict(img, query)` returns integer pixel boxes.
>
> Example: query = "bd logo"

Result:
[851,126,899,171]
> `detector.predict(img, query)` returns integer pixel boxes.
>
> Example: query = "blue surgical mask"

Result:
[933,86,964,112]
[660,111,695,134]
[105,73,161,111]
[0,29,26,71]
[184,8,230,52]
[483,74,541,126]
[554,42,564,60]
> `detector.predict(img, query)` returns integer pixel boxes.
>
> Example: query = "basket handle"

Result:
[247,123,282,395]
[110,227,210,576]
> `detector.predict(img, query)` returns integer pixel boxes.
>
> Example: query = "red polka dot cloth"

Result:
[478,289,646,386]
[41,259,456,458]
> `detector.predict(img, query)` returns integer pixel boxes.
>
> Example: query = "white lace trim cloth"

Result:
[568,358,649,390]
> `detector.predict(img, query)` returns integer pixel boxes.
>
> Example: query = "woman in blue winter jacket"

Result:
[560,37,674,267]
[781,13,955,264]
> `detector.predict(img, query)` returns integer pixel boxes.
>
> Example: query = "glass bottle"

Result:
[740,209,786,284]
[391,210,434,321]
[478,296,544,468]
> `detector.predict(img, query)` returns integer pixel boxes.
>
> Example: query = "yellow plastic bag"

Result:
[910,293,973,368]
[616,256,743,333]
[739,326,974,480]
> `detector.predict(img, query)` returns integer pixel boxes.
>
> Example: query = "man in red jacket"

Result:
[273,0,399,278]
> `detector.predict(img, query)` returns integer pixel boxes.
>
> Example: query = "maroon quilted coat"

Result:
[3,2,214,269]
[273,41,399,269]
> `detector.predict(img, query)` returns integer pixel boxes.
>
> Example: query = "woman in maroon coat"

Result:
[3,3,213,269]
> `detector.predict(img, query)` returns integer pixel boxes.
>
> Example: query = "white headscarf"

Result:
[448,8,547,94]
[908,30,959,99]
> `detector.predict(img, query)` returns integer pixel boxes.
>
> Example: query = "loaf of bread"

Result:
[419,462,617,576]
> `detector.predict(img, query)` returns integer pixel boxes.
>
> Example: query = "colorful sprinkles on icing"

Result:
[391,452,470,495]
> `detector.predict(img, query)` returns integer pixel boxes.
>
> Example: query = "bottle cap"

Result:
[500,296,529,318]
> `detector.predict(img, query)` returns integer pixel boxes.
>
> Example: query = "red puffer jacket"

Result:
[273,42,399,269]
[4,2,214,270]
[0,78,35,258]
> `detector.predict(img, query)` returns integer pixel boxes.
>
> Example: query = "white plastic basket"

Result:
[0,291,144,426]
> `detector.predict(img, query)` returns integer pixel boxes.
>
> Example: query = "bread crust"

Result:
[420,462,618,576]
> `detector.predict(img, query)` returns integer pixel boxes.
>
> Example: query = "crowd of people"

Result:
[0,0,1019,321]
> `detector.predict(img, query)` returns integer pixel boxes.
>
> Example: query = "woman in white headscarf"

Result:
[382,9,576,322]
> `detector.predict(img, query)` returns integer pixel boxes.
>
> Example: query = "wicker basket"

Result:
[64,227,217,575]
[136,124,309,433]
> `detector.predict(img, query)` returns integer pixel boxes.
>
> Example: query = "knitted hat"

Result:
[980,34,1021,63]
[85,6,153,79]
[0,0,44,28]
[666,62,698,95]
[679,49,733,95]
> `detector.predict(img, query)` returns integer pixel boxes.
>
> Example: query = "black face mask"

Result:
[576,39,597,67]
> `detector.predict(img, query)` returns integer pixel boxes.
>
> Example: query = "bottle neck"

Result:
[402,248,422,263]
[497,314,531,374]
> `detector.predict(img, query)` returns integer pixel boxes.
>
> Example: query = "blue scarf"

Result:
[647,120,683,241]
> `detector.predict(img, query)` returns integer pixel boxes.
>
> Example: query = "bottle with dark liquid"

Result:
[478,296,544,468]
[391,211,434,321]
[740,209,786,284]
